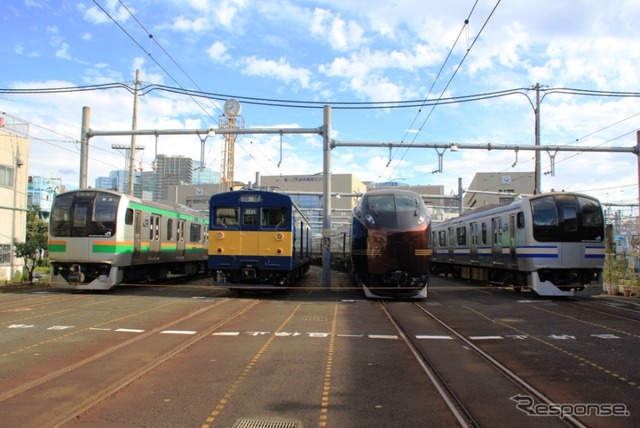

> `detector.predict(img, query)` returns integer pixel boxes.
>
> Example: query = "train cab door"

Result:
[149,215,161,260]
[177,220,186,259]
[242,207,260,256]
[491,217,503,266]
[133,210,142,261]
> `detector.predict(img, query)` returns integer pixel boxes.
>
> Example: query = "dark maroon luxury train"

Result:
[349,189,431,298]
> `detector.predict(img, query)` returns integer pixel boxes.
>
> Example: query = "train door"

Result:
[133,210,142,261]
[509,214,518,268]
[447,227,455,262]
[149,215,161,260]
[491,217,503,265]
[470,222,478,263]
[177,220,186,258]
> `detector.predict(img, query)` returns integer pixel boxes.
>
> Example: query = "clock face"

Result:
[224,99,241,116]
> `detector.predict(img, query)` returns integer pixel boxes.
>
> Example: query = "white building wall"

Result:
[0,117,30,282]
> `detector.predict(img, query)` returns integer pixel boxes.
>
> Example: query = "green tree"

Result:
[14,206,48,282]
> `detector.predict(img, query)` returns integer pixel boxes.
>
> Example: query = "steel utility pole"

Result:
[534,82,541,194]
[128,69,140,196]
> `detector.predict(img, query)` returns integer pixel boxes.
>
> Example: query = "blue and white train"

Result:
[430,192,605,296]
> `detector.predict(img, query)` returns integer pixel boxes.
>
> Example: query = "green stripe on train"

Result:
[48,243,67,252]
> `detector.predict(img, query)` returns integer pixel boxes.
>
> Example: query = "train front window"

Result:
[50,191,120,237]
[50,193,74,236]
[262,207,287,228]
[532,194,604,242]
[243,208,258,225]
[366,195,395,213]
[531,196,559,242]
[214,207,239,228]
[579,196,604,241]
[92,195,118,236]
[365,194,426,229]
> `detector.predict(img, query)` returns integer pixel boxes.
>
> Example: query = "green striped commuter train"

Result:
[48,189,208,290]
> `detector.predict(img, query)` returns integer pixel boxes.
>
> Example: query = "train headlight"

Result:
[276,233,283,240]
[418,214,426,224]
[217,248,223,253]
[216,232,224,239]
[365,213,376,227]
[277,248,282,254]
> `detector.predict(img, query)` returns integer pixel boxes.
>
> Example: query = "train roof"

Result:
[54,188,206,219]
[441,191,602,224]
[362,188,423,197]
[210,188,293,203]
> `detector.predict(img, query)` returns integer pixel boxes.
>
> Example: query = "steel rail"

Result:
[411,302,587,428]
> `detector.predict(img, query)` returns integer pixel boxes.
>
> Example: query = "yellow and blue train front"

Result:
[209,229,293,284]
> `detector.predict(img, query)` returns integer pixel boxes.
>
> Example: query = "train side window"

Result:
[492,218,501,244]
[149,216,154,240]
[457,226,466,245]
[448,227,455,247]
[481,222,487,245]
[243,208,258,225]
[517,212,525,228]
[155,217,160,241]
[470,222,478,246]
[190,224,201,242]
[438,230,446,247]
[125,208,134,225]
[167,219,173,241]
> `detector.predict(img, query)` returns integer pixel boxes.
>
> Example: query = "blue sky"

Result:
[2,0,640,211]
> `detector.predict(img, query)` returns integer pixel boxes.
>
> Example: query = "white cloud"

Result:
[207,41,231,63]
[55,42,71,60]
[310,8,365,51]
[242,56,313,89]
[81,0,131,25]
[171,16,211,32]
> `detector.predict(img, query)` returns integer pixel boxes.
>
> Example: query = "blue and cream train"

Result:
[208,189,312,288]
[430,192,605,296]
[48,189,208,290]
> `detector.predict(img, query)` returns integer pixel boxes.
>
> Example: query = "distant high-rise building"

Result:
[192,161,220,185]
[154,154,193,201]
[136,171,155,200]
[27,176,63,219]
[94,176,116,190]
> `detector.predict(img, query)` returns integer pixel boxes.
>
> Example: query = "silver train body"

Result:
[48,189,208,290]
[430,192,605,296]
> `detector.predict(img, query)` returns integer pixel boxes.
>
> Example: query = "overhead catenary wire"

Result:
[384,0,503,184]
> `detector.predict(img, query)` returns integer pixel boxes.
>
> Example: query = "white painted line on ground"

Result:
[160,330,197,335]
[469,335,503,340]
[368,334,399,340]
[415,335,454,340]
[212,332,240,336]
[115,328,145,333]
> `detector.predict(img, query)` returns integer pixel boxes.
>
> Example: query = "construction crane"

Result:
[219,98,244,192]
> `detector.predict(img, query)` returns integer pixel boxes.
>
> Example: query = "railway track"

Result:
[381,300,587,428]
[0,297,260,427]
